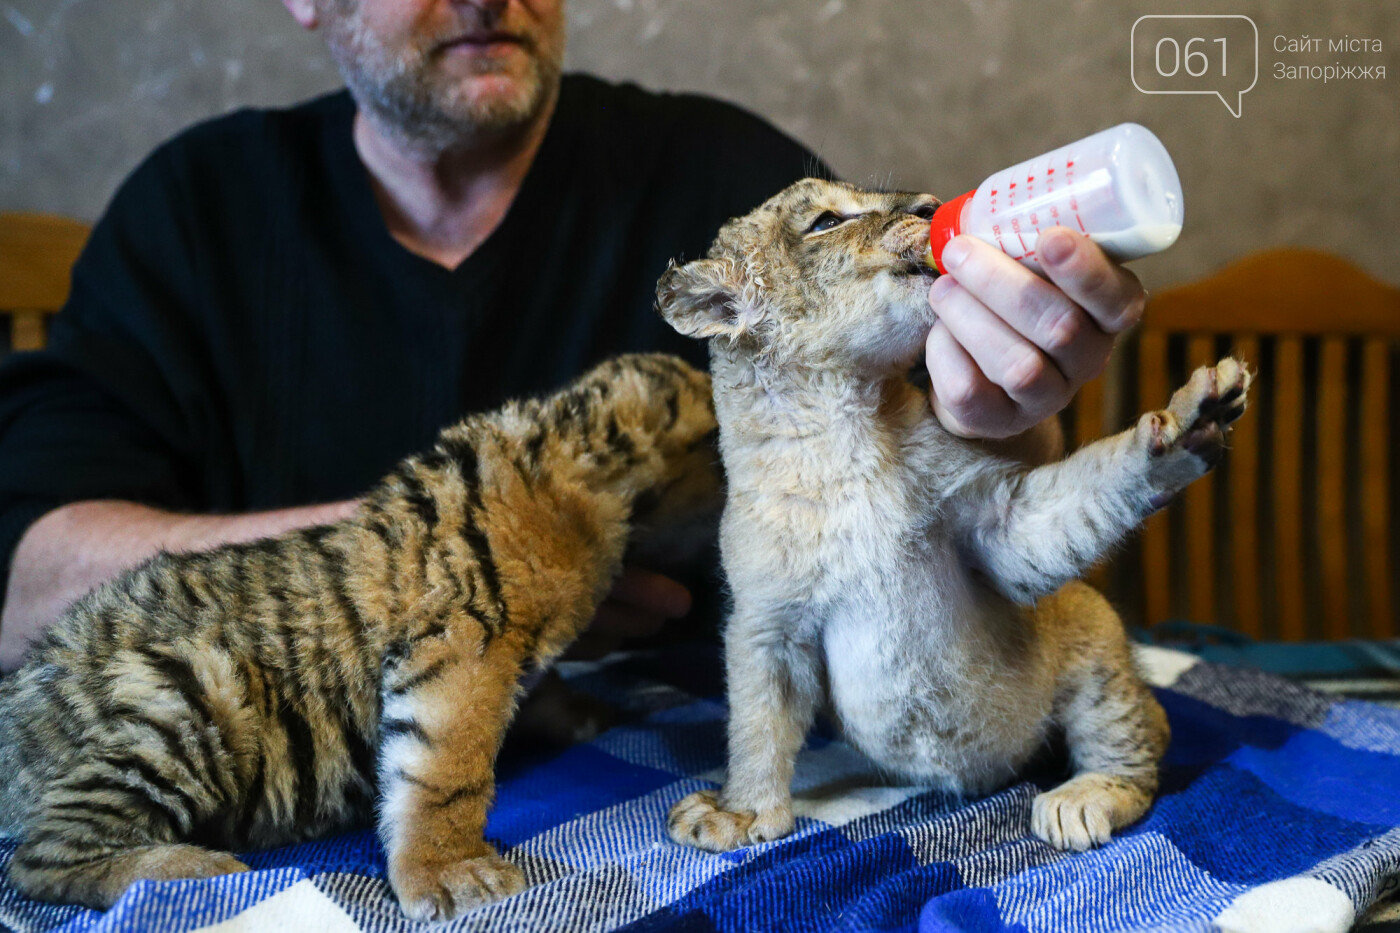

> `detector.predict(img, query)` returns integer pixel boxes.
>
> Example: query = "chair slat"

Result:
[11,310,46,352]
[1075,376,1104,451]
[1361,339,1393,638]
[0,213,89,312]
[1139,331,1171,627]
[1229,336,1262,638]
[1,213,90,356]
[1184,336,1217,623]
[1273,337,1306,641]
[1317,338,1350,639]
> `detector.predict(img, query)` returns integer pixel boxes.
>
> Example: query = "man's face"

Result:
[320,0,565,148]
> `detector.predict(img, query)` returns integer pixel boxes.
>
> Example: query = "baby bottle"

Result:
[926,123,1183,274]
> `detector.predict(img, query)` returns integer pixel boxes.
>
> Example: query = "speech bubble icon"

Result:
[1132,15,1258,118]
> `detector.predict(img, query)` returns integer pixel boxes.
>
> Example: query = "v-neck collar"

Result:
[323,82,578,289]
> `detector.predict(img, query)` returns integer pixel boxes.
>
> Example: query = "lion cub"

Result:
[656,179,1249,853]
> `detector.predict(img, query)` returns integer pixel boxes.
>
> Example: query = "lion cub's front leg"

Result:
[378,630,527,922]
[962,358,1250,605]
[668,605,820,851]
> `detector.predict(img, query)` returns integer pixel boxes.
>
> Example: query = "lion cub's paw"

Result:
[1136,357,1250,506]
[1031,773,1153,852]
[667,790,794,852]
[393,853,526,922]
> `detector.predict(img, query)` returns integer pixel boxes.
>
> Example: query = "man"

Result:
[0,0,1146,671]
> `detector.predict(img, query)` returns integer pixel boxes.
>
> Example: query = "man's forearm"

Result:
[0,498,359,671]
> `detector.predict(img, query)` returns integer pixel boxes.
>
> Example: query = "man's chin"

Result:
[436,59,554,127]
[453,94,542,135]
[349,48,560,152]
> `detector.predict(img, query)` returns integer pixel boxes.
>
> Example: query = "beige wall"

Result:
[1,0,1395,291]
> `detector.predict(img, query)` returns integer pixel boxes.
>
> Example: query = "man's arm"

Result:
[0,499,360,671]
[0,502,695,672]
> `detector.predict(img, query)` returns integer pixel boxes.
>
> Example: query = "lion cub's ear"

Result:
[656,258,762,341]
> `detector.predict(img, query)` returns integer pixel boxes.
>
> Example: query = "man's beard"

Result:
[322,5,563,154]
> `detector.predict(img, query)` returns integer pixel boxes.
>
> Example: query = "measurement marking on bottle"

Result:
[926,124,1181,272]
[991,222,1007,254]
[1010,217,1030,255]
[1064,159,1088,233]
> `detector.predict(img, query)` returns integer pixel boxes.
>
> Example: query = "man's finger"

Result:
[592,601,667,638]
[608,566,691,618]
[924,318,1021,438]
[938,235,1112,385]
[928,274,1067,415]
[1036,227,1147,335]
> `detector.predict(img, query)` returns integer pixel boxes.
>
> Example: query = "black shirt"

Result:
[0,75,825,600]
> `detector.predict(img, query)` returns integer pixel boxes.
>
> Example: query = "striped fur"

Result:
[656,180,1250,855]
[0,353,720,920]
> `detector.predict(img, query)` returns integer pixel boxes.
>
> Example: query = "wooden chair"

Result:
[0,212,90,352]
[1071,248,1400,641]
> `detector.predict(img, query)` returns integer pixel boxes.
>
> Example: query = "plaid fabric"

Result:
[4,644,1400,933]
[1143,626,1400,710]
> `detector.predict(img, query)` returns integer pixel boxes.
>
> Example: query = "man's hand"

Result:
[924,227,1147,439]
[567,566,692,659]
[595,566,692,637]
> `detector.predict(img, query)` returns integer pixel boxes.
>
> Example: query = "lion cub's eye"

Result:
[806,211,849,235]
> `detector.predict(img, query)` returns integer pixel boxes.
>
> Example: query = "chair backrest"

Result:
[1072,248,1400,641]
[0,212,90,352]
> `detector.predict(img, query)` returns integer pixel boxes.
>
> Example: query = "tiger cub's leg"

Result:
[377,625,529,922]
[1030,583,1170,851]
[10,777,248,910]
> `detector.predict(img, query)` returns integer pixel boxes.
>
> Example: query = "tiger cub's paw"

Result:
[393,853,526,922]
[1136,356,1250,509]
[667,789,794,852]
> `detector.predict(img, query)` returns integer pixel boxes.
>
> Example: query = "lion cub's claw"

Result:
[667,790,794,852]
[1032,774,1152,853]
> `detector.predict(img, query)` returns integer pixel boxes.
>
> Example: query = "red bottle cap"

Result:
[927,190,975,274]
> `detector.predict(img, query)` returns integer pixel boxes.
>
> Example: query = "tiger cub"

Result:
[0,354,719,921]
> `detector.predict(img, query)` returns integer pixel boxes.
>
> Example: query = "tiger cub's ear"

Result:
[655,258,763,341]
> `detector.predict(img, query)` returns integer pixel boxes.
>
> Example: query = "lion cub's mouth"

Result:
[883,219,940,282]
[899,259,940,281]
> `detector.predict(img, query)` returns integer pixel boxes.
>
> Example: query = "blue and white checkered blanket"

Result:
[4,644,1400,933]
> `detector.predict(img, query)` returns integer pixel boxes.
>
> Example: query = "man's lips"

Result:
[439,32,528,51]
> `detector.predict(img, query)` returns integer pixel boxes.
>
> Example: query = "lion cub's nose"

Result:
[907,199,939,220]
[881,215,932,257]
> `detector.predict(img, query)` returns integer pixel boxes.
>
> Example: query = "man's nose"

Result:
[453,0,508,12]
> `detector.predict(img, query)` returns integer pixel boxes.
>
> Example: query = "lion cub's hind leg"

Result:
[1030,583,1169,852]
